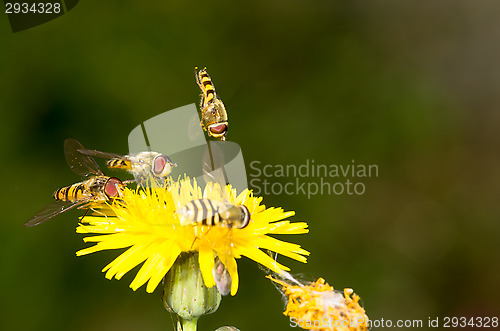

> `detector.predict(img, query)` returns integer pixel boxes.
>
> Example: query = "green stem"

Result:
[179,317,198,331]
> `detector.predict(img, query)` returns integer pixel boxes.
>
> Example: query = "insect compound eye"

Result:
[153,154,175,177]
[209,124,227,135]
[239,205,250,229]
[152,155,167,175]
[104,177,122,198]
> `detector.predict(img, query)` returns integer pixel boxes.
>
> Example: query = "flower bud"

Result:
[162,252,221,321]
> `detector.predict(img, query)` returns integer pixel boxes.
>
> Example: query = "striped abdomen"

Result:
[197,69,216,107]
[106,158,132,170]
[183,199,221,226]
[53,182,87,202]
[181,199,250,229]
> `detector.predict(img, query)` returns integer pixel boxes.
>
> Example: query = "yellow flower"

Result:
[76,177,309,295]
[268,275,369,331]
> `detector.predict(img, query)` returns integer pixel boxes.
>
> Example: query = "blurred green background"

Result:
[1,1,499,330]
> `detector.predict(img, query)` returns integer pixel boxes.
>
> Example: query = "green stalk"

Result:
[179,317,199,331]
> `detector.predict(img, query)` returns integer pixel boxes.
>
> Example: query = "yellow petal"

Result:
[198,248,216,288]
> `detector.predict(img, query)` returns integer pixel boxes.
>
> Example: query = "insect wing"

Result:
[64,139,103,177]
[194,67,203,92]
[201,142,236,219]
[24,199,86,227]
[76,148,124,160]
[202,142,228,197]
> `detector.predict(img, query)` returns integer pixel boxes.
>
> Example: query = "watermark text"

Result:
[249,159,378,198]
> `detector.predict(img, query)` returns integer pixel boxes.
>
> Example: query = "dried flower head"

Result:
[268,274,369,331]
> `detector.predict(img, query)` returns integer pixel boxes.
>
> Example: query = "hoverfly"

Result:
[77,148,176,186]
[24,139,126,227]
[195,67,228,140]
